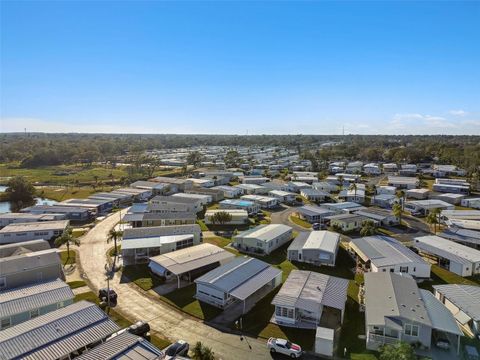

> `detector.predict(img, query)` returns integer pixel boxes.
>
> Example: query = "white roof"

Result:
[351,236,428,268]
[122,234,194,250]
[288,231,339,254]
[235,224,292,243]
[415,235,480,264]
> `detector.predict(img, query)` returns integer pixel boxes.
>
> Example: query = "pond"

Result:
[0,185,57,213]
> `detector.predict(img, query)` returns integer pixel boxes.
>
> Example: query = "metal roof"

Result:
[272,270,348,313]
[151,195,199,204]
[288,231,339,254]
[440,228,480,246]
[77,332,164,360]
[420,289,463,335]
[0,301,120,360]
[433,284,480,321]
[123,224,200,240]
[121,234,194,250]
[351,236,428,268]
[355,208,395,221]
[0,240,50,258]
[0,279,74,319]
[364,272,431,327]
[414,235,480,264]
[406,199,453,210]
[234,224,292,243]
[149,243,235,275]
[297,205,333,217]
[0,248,61,276]
[195,256,281,299]
[0,220,69,234]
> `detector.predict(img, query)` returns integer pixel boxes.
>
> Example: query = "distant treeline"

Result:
[1,133,479,173]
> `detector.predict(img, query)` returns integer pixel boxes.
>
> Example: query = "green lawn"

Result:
[122,265,164,291]
[203,236,239,255]
[37,186,117,201]
[289,214,312,228]
[59,250,76,265]
[74,291,100,304]
[419,265,480,291]
[196,220,209,231]
[67,280,87,289]
[108,245,122,257]
[158,284,223,321]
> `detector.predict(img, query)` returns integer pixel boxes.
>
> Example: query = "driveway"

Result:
[78,209,271,360]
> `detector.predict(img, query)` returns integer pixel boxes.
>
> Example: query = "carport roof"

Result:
[420,289,463,336]
[433,284,480,321]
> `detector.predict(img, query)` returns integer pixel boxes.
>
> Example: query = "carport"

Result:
[420,290,463,355]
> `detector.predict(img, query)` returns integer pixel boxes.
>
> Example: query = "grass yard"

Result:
[420,265,480,291]
[67,280,87,289]
[196,220,209,231]
[59,249,76,265]
[72,228,88,238]
[157,284,223,321]
[203,236,239,255]
[122,265,164,291]
[36,186,117,201]
[288,214,312,228]
[74,291,100,304]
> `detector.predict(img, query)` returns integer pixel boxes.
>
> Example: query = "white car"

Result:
[267,337,303,358]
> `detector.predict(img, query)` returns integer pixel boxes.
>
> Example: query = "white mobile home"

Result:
[233,224,293,255]
[461,198,480,209]
[271,270,348,328]
[287,231,340,266]
[0,220,69,244]
[414,235,480,277]
[195,256,282,313]
[219,199,260,214]
[297,205,335,224]
[268,190,297,204]
[350,236,430,278]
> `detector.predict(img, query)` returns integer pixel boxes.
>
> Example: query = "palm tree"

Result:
[349,183,358,201]
[396,190,406,210]
[107,228,123,257]
[360,220,377,236]
[55,226,80,265]
[209,211,232,225]
[426,212,439,234]
[371,184,377,205]
[392,203,403,226]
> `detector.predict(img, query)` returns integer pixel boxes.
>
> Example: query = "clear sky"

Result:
[1,1,479,135]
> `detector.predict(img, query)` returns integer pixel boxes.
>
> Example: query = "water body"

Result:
[0,186,57,213]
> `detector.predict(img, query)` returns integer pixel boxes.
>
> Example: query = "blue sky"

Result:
[1,1,479,135]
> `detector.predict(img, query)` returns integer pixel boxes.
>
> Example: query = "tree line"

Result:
[1,133,479,174]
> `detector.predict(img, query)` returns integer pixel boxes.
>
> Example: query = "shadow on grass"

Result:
[121,264,164,291]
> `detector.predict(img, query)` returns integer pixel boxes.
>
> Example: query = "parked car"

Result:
[98,288,118,303]
[267,338,302,358]
[433,332,451,350]
[165,340,189,359]
[127,321,150,337]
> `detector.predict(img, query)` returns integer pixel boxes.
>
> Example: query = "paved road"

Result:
[270,205,311,232]
[78,210,272,360]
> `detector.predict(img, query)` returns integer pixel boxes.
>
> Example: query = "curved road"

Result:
[78,210,270,360]
[270,205,311,232]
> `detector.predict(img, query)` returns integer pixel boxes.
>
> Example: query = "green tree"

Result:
[107,228,123,256]
[192,341,215,360]
[55,226,80,265]
[379,342,416,360]
[349,182,358,199]
[396,190,406,210]
[5,176,36,211]
[209,211,233,225]
[187,151,204,168]
[360,220,377,236]
[392,203,403,226]
[224,150,241,168]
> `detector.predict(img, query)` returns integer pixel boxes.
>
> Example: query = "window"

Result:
[0,277,6,289]
[400,266,408,273]
[404,324,419,337]
[1,317,11,329]
[30,309,39,319]
[382,269,387,272]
